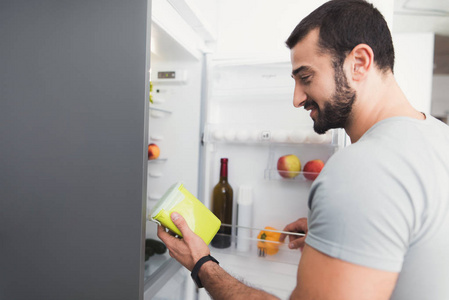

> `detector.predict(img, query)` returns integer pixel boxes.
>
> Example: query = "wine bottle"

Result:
[211,158,233,248]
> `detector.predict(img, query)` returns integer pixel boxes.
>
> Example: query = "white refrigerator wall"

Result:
[198,60,342,300]
[202,61,337,229]
[146,23,203,240]
[144,20,204,300]
[147,61,202,199]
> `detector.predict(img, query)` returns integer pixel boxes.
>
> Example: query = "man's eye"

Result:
[300,75,311,83]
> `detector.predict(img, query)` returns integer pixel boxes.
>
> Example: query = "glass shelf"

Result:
[148,158,167,164]
[203,124,339,146]
[264,169,320,181]
[263,140,338,181]
[209,226,303,266]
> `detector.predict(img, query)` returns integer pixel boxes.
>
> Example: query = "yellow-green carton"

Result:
[150,182,221,245]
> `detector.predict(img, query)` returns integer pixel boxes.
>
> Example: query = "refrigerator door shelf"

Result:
[149,107,172,118]
[148,172,163,178]
[148,194,163,201]
[148,158,168,164]
[150,134,164,141]
[144,256,182,297]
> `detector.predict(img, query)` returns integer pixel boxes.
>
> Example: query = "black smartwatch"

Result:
[190,255,219,288]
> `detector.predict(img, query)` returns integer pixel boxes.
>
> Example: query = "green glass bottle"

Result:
[211,158,233,248]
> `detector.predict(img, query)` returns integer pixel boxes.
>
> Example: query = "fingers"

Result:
[280,223,296,242]
[279,233,287,243]
[157,223,166,239]
[280,217,308,243]
[170,212,193,239]
[157,224,172,244]
[288,236,306,250]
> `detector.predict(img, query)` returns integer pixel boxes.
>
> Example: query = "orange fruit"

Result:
[148,143,160,160]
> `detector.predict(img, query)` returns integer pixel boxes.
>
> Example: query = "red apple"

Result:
[148,143,160,160]
[277,154,301,178]
[303,159,324,180]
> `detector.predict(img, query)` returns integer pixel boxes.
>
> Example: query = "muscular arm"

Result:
[198,261,279,300]
[290,245,399,300]
[157,212,279,300]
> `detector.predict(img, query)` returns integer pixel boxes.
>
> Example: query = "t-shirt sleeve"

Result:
[305,146,413,272]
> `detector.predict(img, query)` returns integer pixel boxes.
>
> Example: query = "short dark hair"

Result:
[286,0,395,73]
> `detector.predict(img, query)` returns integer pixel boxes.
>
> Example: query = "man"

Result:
[158,0,449,299]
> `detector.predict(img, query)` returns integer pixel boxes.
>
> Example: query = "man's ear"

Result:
[348,44,374,81]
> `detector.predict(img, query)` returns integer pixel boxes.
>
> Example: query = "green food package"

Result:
[150,182,221,245]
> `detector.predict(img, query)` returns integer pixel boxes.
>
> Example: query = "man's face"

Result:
[290,29,356,134]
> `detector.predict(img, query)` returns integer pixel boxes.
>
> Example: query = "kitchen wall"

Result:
[212,0,393,62]
[431,75,449,118]
[213,0,326,61]
[393,32,434,115]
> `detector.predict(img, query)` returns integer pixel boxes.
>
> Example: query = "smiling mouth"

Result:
[304,103,317,115]
[303,99,316,110]
[300,98,319,120]
[309,108,317,120]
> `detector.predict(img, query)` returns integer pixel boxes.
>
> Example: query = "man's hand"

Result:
[157,212,210,271]
[158,213,280,300]
[279,217,308,251]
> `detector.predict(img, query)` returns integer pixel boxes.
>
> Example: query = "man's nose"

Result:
[293,83,307,108]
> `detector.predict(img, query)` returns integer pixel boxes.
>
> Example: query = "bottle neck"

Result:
[220,161,228,181]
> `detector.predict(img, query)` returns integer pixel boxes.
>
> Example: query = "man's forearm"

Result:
[198,261,280,300]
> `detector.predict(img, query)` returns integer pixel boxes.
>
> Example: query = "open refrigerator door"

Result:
[143,17,204,299]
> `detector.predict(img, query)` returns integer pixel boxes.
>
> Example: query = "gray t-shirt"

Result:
[306,115,449,300]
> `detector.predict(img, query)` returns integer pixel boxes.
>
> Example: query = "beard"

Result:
[305,62,356,134]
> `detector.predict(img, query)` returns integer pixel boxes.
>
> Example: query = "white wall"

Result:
[431,75,449,118]
[393,33,435,115]
[214,0,328,61]
[213,0,393,62]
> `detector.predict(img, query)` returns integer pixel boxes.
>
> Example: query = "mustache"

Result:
[303,98,318,111]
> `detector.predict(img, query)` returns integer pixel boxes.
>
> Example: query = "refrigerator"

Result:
[1,1,151,299]
[144,16,346,300]
[1,1,432,299]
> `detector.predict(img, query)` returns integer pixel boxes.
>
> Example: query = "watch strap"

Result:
[191,254,219,288]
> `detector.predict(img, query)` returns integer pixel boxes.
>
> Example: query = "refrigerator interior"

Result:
[200,59,344,298]
[144,19,345,300]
